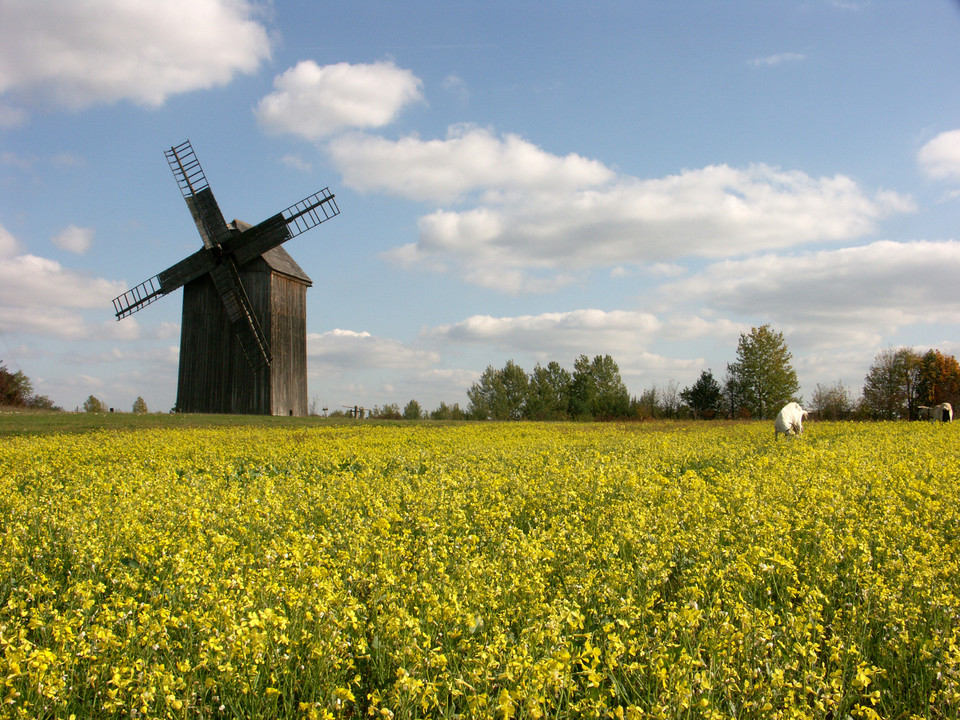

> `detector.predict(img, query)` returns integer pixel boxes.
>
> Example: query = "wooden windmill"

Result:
[113,140,340,415]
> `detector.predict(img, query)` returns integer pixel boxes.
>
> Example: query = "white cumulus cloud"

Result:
[380,161,913,293]
[918,129,960,181]
[52,224,93,254]
[329,124,614,203]
[429,309,663,358]
[0,222,127,339]
[0,222,20,256]
[256,60,424,140]
[660,239,960,343]
[0,0,271,109]
[0,253,125,310]
[307,329,439,370]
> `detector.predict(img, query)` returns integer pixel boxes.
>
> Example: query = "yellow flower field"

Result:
[1,421,959,719]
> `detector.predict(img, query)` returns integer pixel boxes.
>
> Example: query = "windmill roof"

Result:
[229,219,313,286]
[261,246,313,285]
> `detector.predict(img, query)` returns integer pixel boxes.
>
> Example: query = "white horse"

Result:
[918,402,953,422]
[775,402,808,440]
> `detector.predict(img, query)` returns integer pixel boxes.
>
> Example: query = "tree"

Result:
[861,347,921,420]
[500,361,530,420]
[569,354,630,420]
[467,365,503,419]
[374,403,401,420]
[25,394,60,411]
[810,381,853,420]
[466,361,529,420]
[83,395,107,413]
[0,361,32,406]
[0,362,60,410]
[916,349,960,409]
[657,379,682,419]
[631,388,659,420]
[726,325,800,420]
[430,402,467,421]
[402,399,422,420]
[132,396,149,414]
[681,370,723,419]
[525,361,572,420]
[722,374,748,419]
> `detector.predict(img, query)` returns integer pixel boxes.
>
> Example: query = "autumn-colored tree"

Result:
[916,349,960,409]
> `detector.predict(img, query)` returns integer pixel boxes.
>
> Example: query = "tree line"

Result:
[465,354,631,421]
[5,325,959,421]
[457,324,960,422]
[458,325,799,422]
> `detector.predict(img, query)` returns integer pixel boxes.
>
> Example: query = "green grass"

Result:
[0,407,362,436]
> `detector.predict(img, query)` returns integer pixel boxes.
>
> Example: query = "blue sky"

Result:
[2,0,960,413]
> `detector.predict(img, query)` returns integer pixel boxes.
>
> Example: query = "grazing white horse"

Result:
[919,403,953,422]
[775,402,808,440]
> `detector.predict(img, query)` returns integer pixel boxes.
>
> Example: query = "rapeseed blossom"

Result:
[0,421,958,718]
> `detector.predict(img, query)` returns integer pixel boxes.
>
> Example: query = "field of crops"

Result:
[1,421,959,719]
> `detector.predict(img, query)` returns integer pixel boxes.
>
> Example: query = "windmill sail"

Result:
[113,247,216,318]
[165,140,231,250]
[113,275,164,319]
[208,259,272,370]
[230,189,339,266]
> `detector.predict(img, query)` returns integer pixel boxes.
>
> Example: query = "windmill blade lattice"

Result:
[165,140,230,250]
[229,189,339,266]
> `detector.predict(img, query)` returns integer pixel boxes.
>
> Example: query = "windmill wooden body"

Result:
[113,140,339,415]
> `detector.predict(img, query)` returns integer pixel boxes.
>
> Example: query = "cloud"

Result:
[280,155,312,172]
[0,223,127,339]
[52,224,93,254]
[376,157,913,292]
[749,52,807,67]
[441,73,469,103]
[660,240,960,343]
[0,0,270,110]
[429,309,663,359]
[307,329,439,370]
[329,124,614,203]
[918,129,960,181]
[0,222,21,256]
[315,66,911,294]
[0,253,123,311]
[255,60,424,140]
